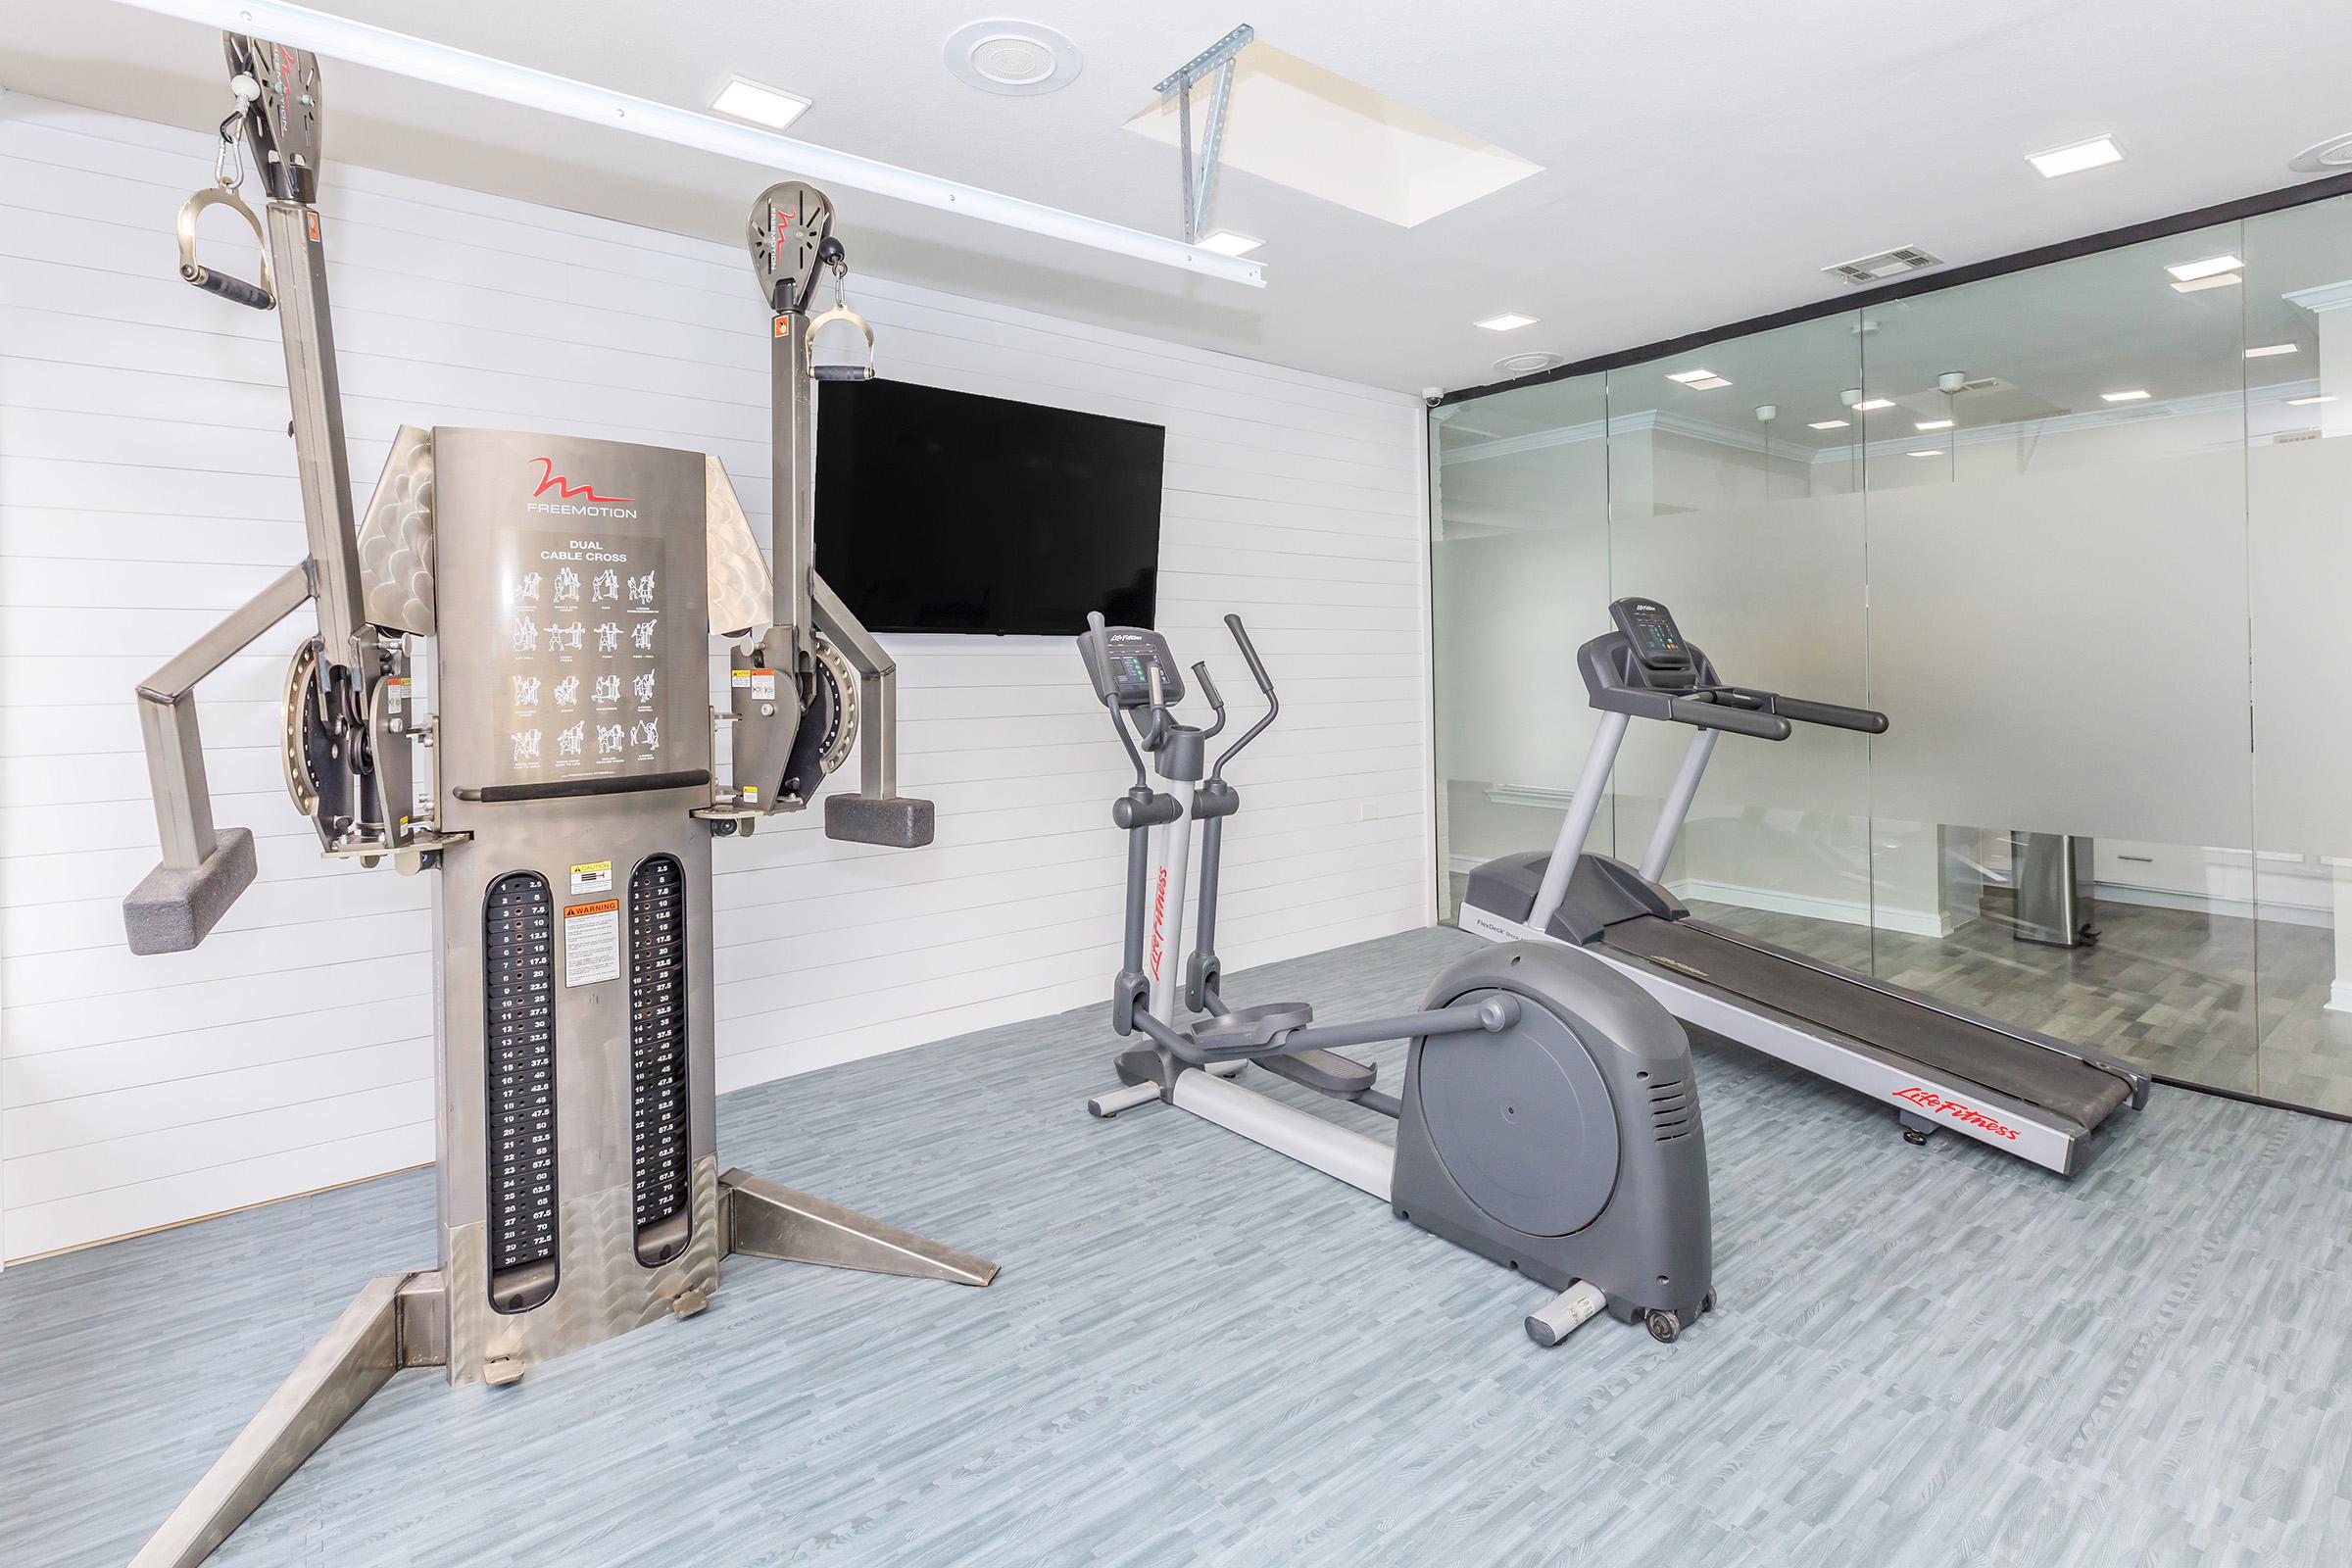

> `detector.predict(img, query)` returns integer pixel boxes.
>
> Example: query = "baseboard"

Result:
[2096,881,2333,929]
[2329,980,2352,1016]
[1670,878,1956,939]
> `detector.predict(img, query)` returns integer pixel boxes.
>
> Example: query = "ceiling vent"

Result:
[1823,246,1944,285]
[1494,351,1561,375]
[2289,133,2352,173]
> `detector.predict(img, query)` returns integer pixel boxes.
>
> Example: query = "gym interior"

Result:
[4,5,2351,1565]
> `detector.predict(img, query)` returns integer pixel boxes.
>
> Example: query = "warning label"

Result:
[563,899,620,987]
[730,668,779,701]
[569,859,612,896]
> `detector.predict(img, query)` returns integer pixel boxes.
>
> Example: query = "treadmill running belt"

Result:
[1601,915,2133,1131]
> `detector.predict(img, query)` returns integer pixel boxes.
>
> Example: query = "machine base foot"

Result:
[1090,1054,1246,1117]
[1898,1109,1937,1146]
[719,1168,998,1286]
[134,1268,445,1568]
[1523,1280,1609,1347]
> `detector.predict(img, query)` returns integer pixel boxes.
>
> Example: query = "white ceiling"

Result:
[7,0,2352,395]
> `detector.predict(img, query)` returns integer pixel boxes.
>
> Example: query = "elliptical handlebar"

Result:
[1224,612,1274,695]
[1212,614,1280,780]
[1086,612,1151,787]
[1190,662,1228,740]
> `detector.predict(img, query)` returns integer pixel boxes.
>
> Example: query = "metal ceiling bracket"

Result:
[1156,24,1252,244]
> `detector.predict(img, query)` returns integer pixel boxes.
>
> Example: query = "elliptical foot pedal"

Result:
[1257,1048,1377,1098]
[1191,1002,1314,1057]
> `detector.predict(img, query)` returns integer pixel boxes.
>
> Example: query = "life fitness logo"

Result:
[526,457,638,520]
[1892,1086,2021,1141]
[1147,866,1169,980]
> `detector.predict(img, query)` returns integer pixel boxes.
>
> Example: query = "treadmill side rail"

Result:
[1462,898,2105,1176]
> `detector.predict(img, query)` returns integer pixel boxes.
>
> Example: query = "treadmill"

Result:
[1457,597,2148,1176]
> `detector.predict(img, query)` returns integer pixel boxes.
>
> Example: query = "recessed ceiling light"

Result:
[2028,136,2125,178]
[1683,376,1732,390]
[1475,313,1539,332]
[710,76,810,129]
[2101,389,2152,403]
[1915,418,1954,431]
[1854,397,1895,412]
[1198,231,1263,258]
[1808,419,1849,430]
[2167,254,2244,282]
[945,20,1084,95]
[2171,273,2242,294]
[1907,450,1943,458]
[2245,343,2299,358]
[1665,368,1718,384]
[2285,394,2337,406]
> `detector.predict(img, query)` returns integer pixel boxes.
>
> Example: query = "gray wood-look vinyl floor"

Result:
[7,926,2350,1567]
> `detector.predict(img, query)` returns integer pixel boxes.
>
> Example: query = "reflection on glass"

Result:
[1856,221,2258,1095]
[1430,199,2352,1118]
[1430,374,1607,919]
[2246,194,2352,1113]
[1603,316,1869,968]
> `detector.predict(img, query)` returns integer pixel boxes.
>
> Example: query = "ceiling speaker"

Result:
[946,21,1083,96]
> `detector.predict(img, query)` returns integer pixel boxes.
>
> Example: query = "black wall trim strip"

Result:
[1435,170,2352,408]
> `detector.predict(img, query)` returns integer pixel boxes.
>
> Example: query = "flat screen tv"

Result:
[813,378,1163,635]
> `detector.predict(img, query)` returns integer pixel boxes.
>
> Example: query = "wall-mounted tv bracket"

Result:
[710,183,934,848]
[1155,23,1253,244]
[121,40,995,1568]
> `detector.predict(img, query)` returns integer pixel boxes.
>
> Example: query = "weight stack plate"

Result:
[483,871,560,1312]
[629,855,692,1264]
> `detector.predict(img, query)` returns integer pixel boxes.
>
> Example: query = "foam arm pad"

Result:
[122,826,258,955]
[823,795,935,849]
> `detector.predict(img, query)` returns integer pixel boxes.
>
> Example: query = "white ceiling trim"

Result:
[117,0,1265,286]
[2284,278,2352,314]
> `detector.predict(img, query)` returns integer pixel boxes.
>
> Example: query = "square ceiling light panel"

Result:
[1124,40,1542,227]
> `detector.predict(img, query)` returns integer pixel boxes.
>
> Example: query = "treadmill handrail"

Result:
[1662,694,1790,740]
[1711,686,1889,735]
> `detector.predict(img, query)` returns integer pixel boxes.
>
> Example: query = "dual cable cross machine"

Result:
[121,35,996,1568]
[1077,613,1715,1346]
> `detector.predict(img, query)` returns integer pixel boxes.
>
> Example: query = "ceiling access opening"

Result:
[1124,37,1542,228]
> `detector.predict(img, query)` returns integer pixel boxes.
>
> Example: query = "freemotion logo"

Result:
[526,457,638,519]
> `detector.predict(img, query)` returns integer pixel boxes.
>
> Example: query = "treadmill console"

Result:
[1610,598,1695,677]
[1079,624,1185,710]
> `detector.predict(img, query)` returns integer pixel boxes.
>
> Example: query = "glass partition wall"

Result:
[1431,195,2352,1114]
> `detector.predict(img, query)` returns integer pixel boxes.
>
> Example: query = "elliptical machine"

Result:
[1078,612,1716,1343]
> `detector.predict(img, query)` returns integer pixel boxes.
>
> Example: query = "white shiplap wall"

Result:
[0,93,1432,1262]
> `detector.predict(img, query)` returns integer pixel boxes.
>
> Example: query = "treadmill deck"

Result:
[1599,915,2135,1131]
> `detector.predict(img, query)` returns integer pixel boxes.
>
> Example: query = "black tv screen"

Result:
[814,379,1164,635]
